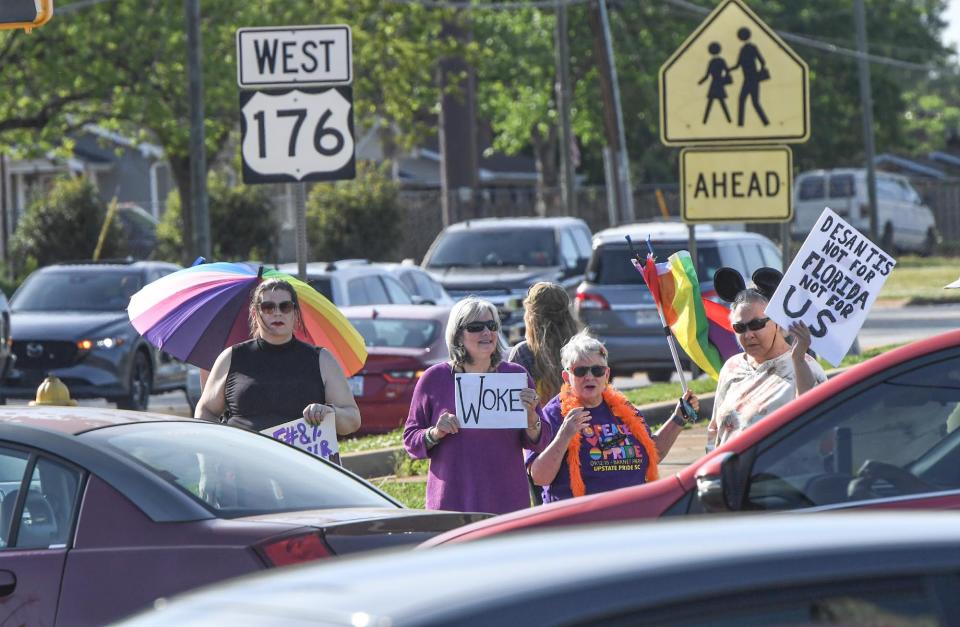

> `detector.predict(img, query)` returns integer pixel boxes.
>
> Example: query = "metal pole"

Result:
[598,0,635,223]
[853,0,879,243]
[779,221,791,269]
[185,0,210,259]
[294,183,308,281]
[554,0,576,216]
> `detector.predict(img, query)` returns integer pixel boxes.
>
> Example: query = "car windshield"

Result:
[349,318,439,348]
[592,242,722,286]
[11,270,144,312]
[426,228,557,268]
[308,278,334,301]
[84,422,394,517]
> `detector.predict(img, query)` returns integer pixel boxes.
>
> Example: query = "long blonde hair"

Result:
[524,282,579,400]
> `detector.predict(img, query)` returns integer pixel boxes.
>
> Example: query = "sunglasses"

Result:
[463,320,499,333]
[258,300,295,314]
[732,317,769,334]
[569,365,608,378]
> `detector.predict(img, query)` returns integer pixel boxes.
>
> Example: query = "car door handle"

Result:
[0,570,16,597]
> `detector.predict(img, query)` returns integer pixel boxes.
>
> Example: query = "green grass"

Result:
[374,478,426,509]
[339,428,403,454]
[878,255,960,305]
[622,378,718,406]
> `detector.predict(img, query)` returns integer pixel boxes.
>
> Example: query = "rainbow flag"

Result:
[639,251,740,380]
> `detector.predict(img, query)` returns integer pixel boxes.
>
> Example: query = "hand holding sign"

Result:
[303,402,334,426]
[435,410,460,439]
[454,372,529,429]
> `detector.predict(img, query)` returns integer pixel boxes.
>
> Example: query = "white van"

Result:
[792,169,938,255]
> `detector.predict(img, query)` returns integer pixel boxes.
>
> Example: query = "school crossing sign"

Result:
[659,0,809,223]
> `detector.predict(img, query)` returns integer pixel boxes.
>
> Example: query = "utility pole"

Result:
[853,0,879,243]
[185,0,210,259]
[554,0,576,216]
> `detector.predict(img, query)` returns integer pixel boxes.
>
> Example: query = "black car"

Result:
[422,217,592,343]
[0,261,188,409]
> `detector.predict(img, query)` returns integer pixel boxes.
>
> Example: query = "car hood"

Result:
[426,266,561,293]
[11,311,131,341]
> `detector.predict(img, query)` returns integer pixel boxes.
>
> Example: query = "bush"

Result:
[306,161,401,261]
[10,177,125,273]
[155,172,277,264]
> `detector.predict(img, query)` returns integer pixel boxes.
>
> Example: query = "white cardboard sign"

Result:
[766,207,896,366]
[454,372,528,429]
[262,415,340,462]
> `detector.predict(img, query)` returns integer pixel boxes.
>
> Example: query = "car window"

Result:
[425,228,558,268]
[88,422,393,517]
[308,278,334,302]
[559,230,579,269]
[877,177,903,202]
[13,458,82,550]
[615,577,944,627]
[572,227,593,259]
[412,272,438,300]
[740,243,765,274]
[396,271,418,295]
[349,318,440,348]
[12,270,144,312]
[746,353,960,511]
[718,242,750,279]
[796,175,825,200]
[828,174,855,198]
[591,242,721,286]
[759,242,783,270]
[0,448,29,548]
[382,276,413,304]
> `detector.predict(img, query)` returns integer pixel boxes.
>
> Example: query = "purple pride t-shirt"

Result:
[528,396,654,503]
[403,361,550,515]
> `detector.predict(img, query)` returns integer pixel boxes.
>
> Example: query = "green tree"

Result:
[10,176,124,271]
[306,161,400,261]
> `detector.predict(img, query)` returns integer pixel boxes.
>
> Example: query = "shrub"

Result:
[10,177,124,273]
[306,161,401,261]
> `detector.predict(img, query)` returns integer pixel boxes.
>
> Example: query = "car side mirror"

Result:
[410,295,436,306]
[695,451,742,513]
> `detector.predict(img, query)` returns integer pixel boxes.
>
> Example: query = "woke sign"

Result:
[766,207,896,366]
[454,373,528,429]
[262,415,340,464]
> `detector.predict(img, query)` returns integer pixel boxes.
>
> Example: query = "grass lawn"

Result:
[373,478,425,509]
[878,256,960,305]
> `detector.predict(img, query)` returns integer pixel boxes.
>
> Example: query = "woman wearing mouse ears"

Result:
[706,267,827,452]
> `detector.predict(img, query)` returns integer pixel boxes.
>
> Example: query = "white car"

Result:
[792,168,938,255]
[275,261,414,307]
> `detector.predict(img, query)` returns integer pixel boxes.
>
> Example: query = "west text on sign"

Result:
[237,25,352,88]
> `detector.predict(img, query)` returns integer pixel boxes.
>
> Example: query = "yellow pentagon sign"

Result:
[680,145,793,222]
[660,0,808,145]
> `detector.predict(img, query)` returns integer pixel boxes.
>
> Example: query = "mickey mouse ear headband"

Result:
[713,266,784,303]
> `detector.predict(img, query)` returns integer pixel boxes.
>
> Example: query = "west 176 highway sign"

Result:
[236,25,352,88]
[240,86,355,184]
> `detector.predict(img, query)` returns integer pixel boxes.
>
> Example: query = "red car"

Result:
[428,329,960,545]
[343,304,451,434]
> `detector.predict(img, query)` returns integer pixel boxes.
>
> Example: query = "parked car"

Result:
[121,511,960,626]
[575,222,781,381]
[792,168,938,255]
[427,329,960,545]
[379,262,454,306]
[0,289,14,385]
[0,407,488,625]
[342,304,450,434]
[0,261,188,410]
[422,217,593,344]
[275,261,414,307]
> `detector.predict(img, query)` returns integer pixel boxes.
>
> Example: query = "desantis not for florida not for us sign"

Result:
[454,372,528,429]
[765,207,896,366]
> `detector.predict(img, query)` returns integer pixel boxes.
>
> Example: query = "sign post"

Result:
[235,25,355,280]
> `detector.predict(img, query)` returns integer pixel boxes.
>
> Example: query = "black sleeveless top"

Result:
[224,338,326,432]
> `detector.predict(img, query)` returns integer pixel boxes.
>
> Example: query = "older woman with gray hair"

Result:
[527,330,699,502]
[403,296,551,514]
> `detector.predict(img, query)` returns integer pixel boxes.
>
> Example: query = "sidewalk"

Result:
[660,422,709,477]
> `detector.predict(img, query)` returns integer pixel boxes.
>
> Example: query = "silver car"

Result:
[575,222,781,381]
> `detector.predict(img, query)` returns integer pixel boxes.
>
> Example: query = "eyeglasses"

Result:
[463,320,499,333]
[258,300,295,314]
[569,365,608,378]
[732,317,769,334]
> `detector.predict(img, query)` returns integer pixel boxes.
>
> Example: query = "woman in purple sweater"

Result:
[403,296,550,514]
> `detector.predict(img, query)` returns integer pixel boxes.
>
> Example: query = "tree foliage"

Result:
[305,161,401,261]
[10,177,124,271]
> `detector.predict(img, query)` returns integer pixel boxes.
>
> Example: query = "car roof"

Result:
[339,304,451,321]
[442,216,588,232]
[274,262,391,279]
[136,511,960,624]
[37,260,179,273]
[592,222,770,247]
[0,405,196,435]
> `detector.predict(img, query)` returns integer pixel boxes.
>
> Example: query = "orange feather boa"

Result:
[560,384,659,497]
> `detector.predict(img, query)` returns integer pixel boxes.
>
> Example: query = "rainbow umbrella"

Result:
[127,262,367,375]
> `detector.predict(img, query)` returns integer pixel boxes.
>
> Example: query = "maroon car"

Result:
[343,304,450,434]
[427,329,960,545]
[0,407,486,625]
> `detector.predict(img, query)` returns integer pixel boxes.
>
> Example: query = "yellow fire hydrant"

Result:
[29,375,78,406]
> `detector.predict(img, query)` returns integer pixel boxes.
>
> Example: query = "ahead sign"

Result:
[236,25,352,88]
